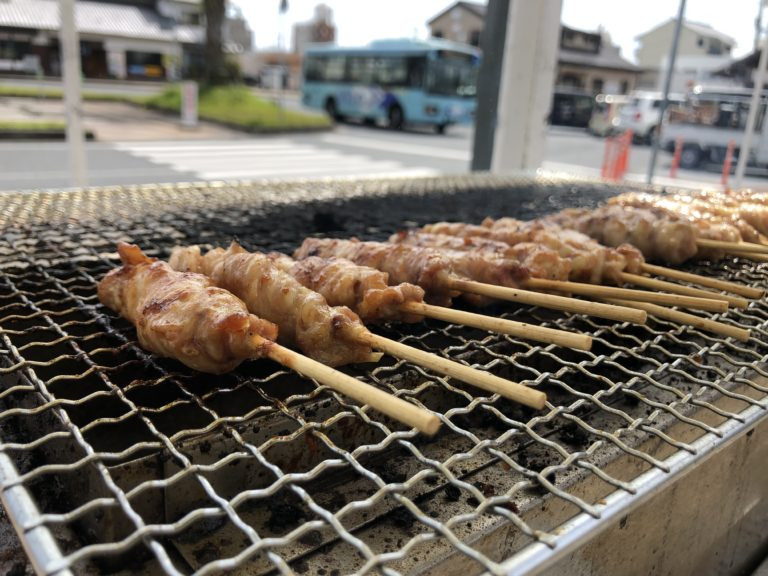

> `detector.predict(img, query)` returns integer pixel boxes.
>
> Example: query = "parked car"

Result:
[549,89,595,128]
[588,93,629,136]
[615,90,683,144]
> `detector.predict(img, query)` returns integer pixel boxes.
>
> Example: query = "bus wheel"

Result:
[388,104,404,130]
[435,123,447,135]
[325,98,342,121]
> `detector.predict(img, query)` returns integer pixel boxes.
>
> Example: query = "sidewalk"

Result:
[0,96,246,141]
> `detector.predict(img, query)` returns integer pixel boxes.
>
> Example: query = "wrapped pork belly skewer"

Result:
[267,253,592,350]
[393,230,730,313]
[420,220,747,309]
[100,243,440,434]
[543,205,764,299]
[171,242,546,409]
[294,237,647,325]
[607,192,768,257]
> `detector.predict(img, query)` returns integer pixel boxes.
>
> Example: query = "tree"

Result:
[203,0,227,85]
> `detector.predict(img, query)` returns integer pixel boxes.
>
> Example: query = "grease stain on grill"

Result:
[267,496,308,533]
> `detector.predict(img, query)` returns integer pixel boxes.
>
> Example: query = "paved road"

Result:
[1,123,767,192]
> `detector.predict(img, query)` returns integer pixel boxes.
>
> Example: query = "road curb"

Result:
[0,130,96,141]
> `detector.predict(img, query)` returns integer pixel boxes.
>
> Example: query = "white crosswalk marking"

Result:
[113,140,439,180]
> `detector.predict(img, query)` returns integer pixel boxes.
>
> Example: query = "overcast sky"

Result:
[233,0,763,62]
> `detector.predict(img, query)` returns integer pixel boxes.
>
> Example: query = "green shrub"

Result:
[145,85,331,131]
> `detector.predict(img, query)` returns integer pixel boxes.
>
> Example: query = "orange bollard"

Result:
[615,130,632,179]
[721,139,736,187]
[670,137,683,178]
[602,135,616,179]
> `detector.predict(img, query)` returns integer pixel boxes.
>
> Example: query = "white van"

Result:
[661,86,768,169]
[588,93,629,136]
[615,90,683,144]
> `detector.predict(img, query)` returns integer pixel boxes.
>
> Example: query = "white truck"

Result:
[660,86,768,169]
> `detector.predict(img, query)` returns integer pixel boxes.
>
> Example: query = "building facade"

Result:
[426,1,639,94]
[427,1,484,47]
[635,19,735,88]
[292,4,335,55]
[0,0,252,81]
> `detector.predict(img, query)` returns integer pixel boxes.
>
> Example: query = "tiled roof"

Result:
[0,0,203,43]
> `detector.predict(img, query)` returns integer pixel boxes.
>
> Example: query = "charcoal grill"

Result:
[0,174,766,576]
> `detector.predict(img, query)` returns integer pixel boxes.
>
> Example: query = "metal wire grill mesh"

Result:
[0,174,766,575]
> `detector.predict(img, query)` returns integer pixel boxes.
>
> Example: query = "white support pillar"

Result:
[59,0,88,187]
[491,0,562,173]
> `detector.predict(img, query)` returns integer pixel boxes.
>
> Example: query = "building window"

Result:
[469,30,481,46]
[558,73,583,89]
[708,40,723,55]
[433,30,443,39]
[592,78,604,94]
[697,36,704,47]
[620,80,629,94]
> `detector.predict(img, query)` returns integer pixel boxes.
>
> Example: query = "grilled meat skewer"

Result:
[169,242,377,367]
[98,242,278,374]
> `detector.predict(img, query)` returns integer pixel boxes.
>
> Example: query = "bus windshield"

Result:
[426,52,478,98]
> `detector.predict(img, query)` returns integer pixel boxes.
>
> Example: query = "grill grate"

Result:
[0,174,766,575]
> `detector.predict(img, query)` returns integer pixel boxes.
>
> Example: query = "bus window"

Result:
[426,54,477,97]
[347,56,374,84]
[406,57,425,88]
[304,55,346,83]
[324,56,346,82]
[371,57,408,87]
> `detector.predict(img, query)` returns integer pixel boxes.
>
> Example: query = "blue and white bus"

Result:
[301,38,480,134]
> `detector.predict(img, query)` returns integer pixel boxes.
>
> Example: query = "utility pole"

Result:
[646,0,686,184]
[735,11,768,188]
[471,0,511,171]
[59,0,88,187]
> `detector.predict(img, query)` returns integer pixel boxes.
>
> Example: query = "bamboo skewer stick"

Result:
[696,238,768,255]
[524,277,728,313]
[265,338,441,435]
[359,331,547,409]
[641,263,764,299]
[335,324,545,408]
[619,272,748,309]
[602,298,751,342]
[450,277,647,324]
[731,251,768,263]
[401,302,592,351]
